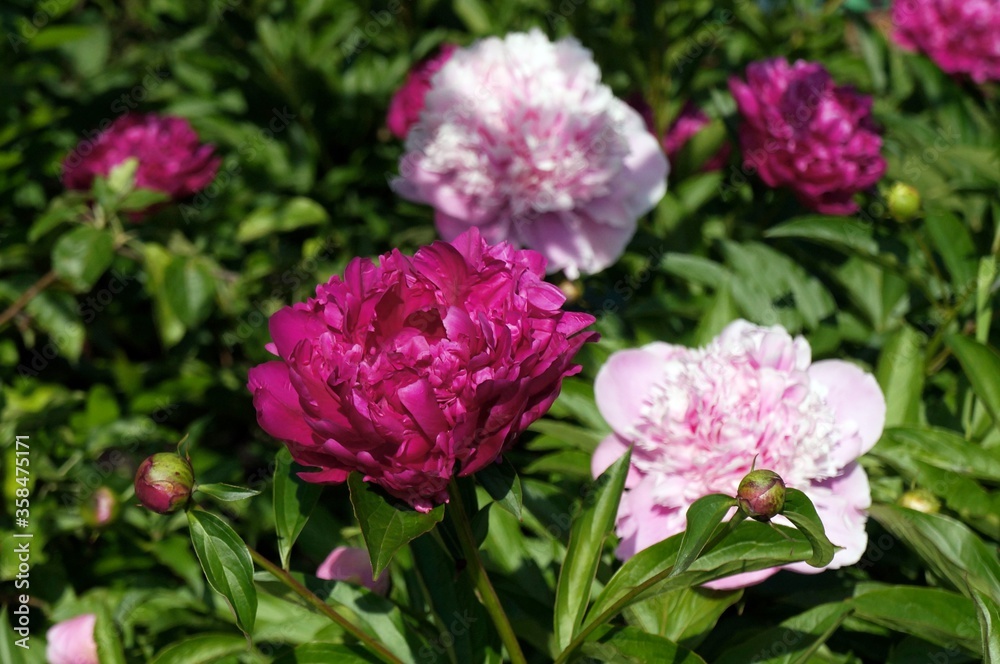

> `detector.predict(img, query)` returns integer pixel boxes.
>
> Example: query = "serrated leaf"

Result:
[782,488,837,567]
[554,449,631,650]
[348,472,445,577]
[274,448,323,570]
[478,459,522,520]
[187,510,257,638]
[196,483,261,502]
[51,226,115,291]
[150,634,249,664]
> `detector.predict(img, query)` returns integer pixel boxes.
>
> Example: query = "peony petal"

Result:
[809,359,886,460]
[594,347,667,436]
[591,434,641,488]
[247,361,315,446]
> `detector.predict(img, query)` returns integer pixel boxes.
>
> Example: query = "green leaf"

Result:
[661,254,731,288]
[554,449,631,650]
[187,510,258,638]
[94,603,127,664]
[714,602,853,664]
[51,226,115,291]
[348,472,445,577]
[142,243,186,347]
[164,257,216,328]
[196,483,261,502]
[273,643,374,664]
[782,487,837,567]
[870,504,1000,603]
[925,209,978,287]
[623,587,742,649]
[670,494,737,578]
[876,325,925,426]
[581,626,708,664]
[851,586,980,654]
[477,459,523,520]
[971,589,1000,663]
[24,289,86,362]
[947,335,1000,428]
[765,216,878,255]
[119,188,170,212]
[236,197,330,242]
[0,606,25,664]
[150,634,249,663]
[452,0,492,34]
[872,427,1000,482]
[273,448,323,570]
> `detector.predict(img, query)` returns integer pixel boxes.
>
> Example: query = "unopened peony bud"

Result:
[46,614,99,664]
[898,489,940,514]
[82,486,119,528]
[558,279,583,303]
[134,453,194,514]
[887,182,921,222]
[737,469,786,521]
[317,546,390,595]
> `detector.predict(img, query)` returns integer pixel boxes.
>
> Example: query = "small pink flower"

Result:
[317,546,390,595]
[592,320,886,588]
[247,228,597,512]
[62,113,220,214]
[393,29,668,278]
[46,614,99,664]
[387,44,458,139]
[729,59,886,215]
[627,97,732,171]
[893,0,1000,83]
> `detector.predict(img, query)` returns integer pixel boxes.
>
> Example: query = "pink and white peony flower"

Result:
[729,58,886,215]
[392,29,669,279]
[46,614,99,664]
[248,228,597,512]
[317,546,390,595]
[592,320,886,588]
[893,0,1000,84]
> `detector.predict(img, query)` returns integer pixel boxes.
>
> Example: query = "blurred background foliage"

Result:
[0,0,998,661]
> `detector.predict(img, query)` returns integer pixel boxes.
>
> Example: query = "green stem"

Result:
[247,547,403,664]
[789,609,853,664]
[446,480,527,664]
[555,511,748,664]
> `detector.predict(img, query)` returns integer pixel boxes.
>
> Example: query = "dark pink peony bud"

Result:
[134,453,194,514]
[46,614,98,664]
[317,546,390,595]
[386,44,457,139]
[737,469,786,521]
[62,113,220,217]
[82,486,119,528]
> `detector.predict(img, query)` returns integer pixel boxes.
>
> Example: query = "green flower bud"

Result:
[887,182,921,222]
[737,469,786,521]
[134,453,194,514]
[898,489,940,514]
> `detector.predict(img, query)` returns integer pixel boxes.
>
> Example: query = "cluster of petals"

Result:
[729,58,886,214]
[892,0,1000,84]
[248,229,597,512]
[46,614,99,664]
[592,320,886,588]
[392,29,668,278]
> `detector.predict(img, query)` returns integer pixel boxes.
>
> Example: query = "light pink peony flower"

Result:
[62,113,220,211]
[46,614,99,664]
[317,546,390,595]
[729,59,886,215]
[592,320,886,589]
[393,29,669,279]
[247,228,597,512]
[893,0,1000,83]
[387,44,458,139]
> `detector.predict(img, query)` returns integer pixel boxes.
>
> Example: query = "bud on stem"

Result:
[737,469,786,521]
[134,453,194,514]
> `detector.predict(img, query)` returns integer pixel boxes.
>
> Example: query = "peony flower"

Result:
[247,228,597,512]
[317,546,390,595]
[729,58,886,215]
[627,97,732,172]
[62,113,220,210]
[46,614,99,664]
[892,0,1000,84]
[592,320,886,588]
[387,44,458,139]
[392,29,668,279]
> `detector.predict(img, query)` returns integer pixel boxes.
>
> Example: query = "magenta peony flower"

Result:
[662,103,732,171]
[592,320,886,588]
[46,614,98,664]
[247,228,597,512]
[317,546,390,595]
[893,0,1000,83]
[729,59,886,215]
[62,113,220,209]
[387,44,458,139]
[392,29,668,279]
